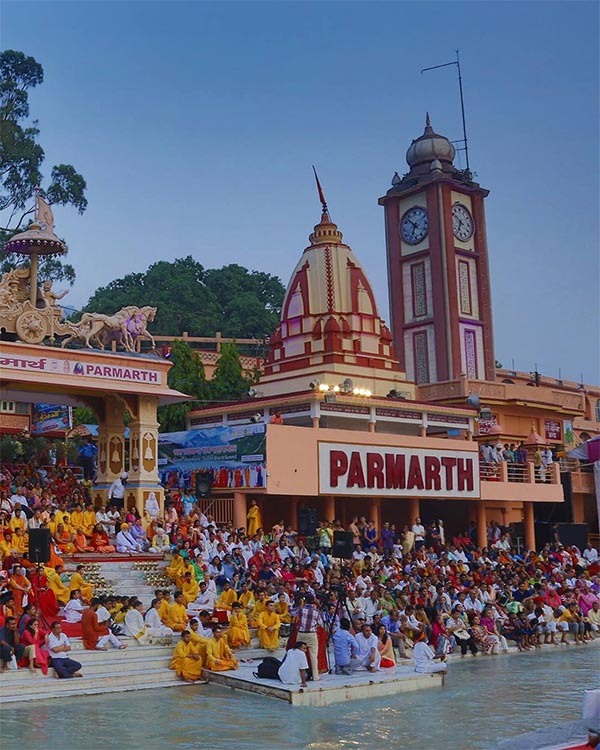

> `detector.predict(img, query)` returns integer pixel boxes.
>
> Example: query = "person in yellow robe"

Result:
[167,592,189,632]
[0,533,13,561]
[9,513,26,533]
[275,593,292,624]
[82,505,97,538]
[227,602,250,649]
[257,600,281,651]
[181,572,199,605]
[11,529,28,554]
[176,559,195,590]
[205,626,238,671]
[216,582,238,612]
[238,584,255,615]
[47,565,70,606]
[188,619,210,662]
[157,592,172,625]
[69,565,94,603]
[246,499,262,537]
[69,507,85,533]
[249,591,268,627]
[169,631,203,683]
[166,552,185,583]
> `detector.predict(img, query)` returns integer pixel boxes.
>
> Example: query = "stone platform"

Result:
[203,659,444,707]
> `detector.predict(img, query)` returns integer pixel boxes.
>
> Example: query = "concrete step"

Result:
[0,678,195,704]
[1,654,172,684]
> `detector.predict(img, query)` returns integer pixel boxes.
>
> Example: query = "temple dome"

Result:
[406,114,455,169]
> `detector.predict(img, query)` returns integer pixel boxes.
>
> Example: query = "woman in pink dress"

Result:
[21,618,49,674]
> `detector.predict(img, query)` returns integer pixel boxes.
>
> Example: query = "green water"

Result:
[1,647,597,750]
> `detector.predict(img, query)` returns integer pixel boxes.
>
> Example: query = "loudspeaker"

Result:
[557,523,588,551]
[28,528,51,564]
[298,508,318,537]
[195,472,212,498]
[332,531,354,559]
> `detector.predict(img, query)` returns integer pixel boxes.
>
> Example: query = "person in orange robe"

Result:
[90,524,116,553]
[9,566,32,616]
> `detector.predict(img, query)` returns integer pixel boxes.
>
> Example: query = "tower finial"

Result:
[425,112,431,127]
[312,165,328,216]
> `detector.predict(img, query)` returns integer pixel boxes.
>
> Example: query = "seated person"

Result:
[169,630,203,684]
[278,641,309,687]
[412,630,447,674]
[257,600,281,651]
[354,623,381,672]
[227,602,250,649]
[205,626,238,671]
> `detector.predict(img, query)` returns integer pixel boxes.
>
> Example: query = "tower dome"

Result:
[406,113,455,169]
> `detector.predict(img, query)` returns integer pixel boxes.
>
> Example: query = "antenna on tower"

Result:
[312,165,329,215]
[421,49,470,173]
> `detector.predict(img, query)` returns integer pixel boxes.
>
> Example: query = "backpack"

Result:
[253,656,282,680]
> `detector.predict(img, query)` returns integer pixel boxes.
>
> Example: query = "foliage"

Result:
[158,340,208,432]
[208,342,252,402]
[73,407,98,426]
[83,258,285,340]
[0,50,87,285]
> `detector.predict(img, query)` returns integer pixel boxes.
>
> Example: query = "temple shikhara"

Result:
[1,120,598,548]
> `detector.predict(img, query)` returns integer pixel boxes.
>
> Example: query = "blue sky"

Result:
[3,1,599,383]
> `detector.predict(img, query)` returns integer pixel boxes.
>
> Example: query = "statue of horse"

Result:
[60,305,157,351]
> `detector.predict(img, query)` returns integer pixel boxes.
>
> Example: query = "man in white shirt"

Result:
[583,544,599,565]
[107,472,128,510]
[412,517,426,551]
[47,622,82,678]
[194,581,217,612]
[9,488,26,508]
[354,623,381,672]
[116,524,143,553]
[278,642,309,686]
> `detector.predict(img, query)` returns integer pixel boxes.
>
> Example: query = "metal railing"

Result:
[196,496,234,525]
[480,461,558,485]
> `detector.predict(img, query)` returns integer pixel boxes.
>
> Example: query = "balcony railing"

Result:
[480,460,560,485]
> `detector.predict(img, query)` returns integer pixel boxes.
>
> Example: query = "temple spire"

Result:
[312,165,329,216]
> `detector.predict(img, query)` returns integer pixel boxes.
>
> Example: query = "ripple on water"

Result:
[1,647,598,750]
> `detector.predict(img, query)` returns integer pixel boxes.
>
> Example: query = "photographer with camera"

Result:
[291,593,324,680]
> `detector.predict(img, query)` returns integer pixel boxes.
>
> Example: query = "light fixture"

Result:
[332,385,340,393]
[319,383,329,392]
[309,379,321,389]
[340,378,354,393]
[249,412,263,423]
[248,387,257,398]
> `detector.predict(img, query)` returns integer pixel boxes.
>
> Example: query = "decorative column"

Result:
[476,501,487,549]
[408,497,420,525]
[126,395,163,520]
[323,495,335,523]
[94,395,126,507]
[289,497,298,530]
[369,497,381,531]
[233,492,247,530]
[523,502,536,552]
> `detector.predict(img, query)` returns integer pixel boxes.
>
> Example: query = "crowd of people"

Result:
[0,460,598,688]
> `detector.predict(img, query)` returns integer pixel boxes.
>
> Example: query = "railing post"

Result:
[549,462,560,484]
[499,461,508,482]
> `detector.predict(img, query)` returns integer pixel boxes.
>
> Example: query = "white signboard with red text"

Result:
[318,442,480,498]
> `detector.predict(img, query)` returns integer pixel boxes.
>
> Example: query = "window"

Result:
[0,401,15,413]
[595,399,600,423]
[411,262,427,318]
[413,331,430,384]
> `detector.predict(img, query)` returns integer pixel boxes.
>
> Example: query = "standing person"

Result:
[412,517,426,551]
[246,499,262,538]
[291,593,324,681]
[413,630,447,674]
[108,472,128,511]
[257,600,281,651]
[47,621,82,679]
[278,641,309,687]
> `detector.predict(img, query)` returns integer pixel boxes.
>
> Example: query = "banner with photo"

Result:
[31,403,72,435]
[158,423,266,490]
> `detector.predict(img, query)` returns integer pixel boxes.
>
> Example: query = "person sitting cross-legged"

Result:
[205,625,238,671]
[332,617,360,675]
[354,622,381,672]
[82,598,127,651]
[257,600,281,651]
[170,630,203,684]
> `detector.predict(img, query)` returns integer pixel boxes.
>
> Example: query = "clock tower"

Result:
[379,115,495,385]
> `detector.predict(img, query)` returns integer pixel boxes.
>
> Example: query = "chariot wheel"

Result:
[15,309,47,344]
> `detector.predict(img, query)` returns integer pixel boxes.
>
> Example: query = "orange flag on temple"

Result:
[36,195,55,233]
[312,166,328,211]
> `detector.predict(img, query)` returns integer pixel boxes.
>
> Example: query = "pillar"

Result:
[499,461,508,482]
[370,497,381,530]
[323,495,335,523]
[126,395,163,520]
[233,492,247,530]
[94,395,127,507]
[408,497,420,525]
[312,417,320,428]
[289,497,298,530]
[523,501,535,551]
[368,421,376,433]
[476,501,487,549]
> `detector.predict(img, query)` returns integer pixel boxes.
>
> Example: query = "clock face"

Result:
[452,203,475,241]
[400,206,429,245]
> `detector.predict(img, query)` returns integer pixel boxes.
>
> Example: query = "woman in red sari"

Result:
[29,567,59,620]
[21,618,49,674]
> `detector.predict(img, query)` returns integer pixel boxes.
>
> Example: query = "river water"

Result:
[2,648,597,750]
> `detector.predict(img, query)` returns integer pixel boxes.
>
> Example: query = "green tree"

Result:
[208,342,252,402]
[73,407,98,426]
[158,339,208,432]
[82,258,285,339]
[0,50,87,284]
